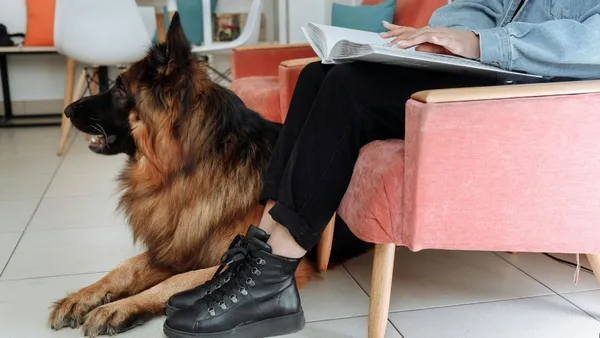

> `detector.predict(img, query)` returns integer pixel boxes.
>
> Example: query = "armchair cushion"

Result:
[338,140,405,244]
[229,76,281,123]
[332,0,395,33]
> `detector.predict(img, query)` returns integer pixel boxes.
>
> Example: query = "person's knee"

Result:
[321,64,365,98]
[297,61,329,86]
[323,63,356,82]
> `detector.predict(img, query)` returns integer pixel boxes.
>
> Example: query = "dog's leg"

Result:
[81,266,218,337]
[48,253,173,330]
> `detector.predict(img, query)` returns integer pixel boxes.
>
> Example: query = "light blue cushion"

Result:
[331,0,395,33]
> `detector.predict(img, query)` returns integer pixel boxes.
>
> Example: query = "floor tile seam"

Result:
[0,135,76,277]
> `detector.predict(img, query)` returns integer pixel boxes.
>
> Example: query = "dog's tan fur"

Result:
[48,15,314,337]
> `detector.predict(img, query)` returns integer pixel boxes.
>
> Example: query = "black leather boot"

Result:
[163,225,305,338]
[166,226,270,316]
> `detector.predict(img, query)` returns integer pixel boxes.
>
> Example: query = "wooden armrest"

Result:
[411,80,600,103]
[280,57,321,68]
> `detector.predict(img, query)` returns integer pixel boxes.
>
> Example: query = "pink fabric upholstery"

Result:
[339,140,405,244]
[339,93,600,255]
[228,76,281,123]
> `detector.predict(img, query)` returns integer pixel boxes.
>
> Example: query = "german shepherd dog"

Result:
[48,14,368,337]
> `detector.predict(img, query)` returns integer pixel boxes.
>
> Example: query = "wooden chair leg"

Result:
[316,213,336,272]
[58,69,87,155]
[369,243,395,338]
[586,254,600,285]
[156,11,167,43]
[57,59,77,156]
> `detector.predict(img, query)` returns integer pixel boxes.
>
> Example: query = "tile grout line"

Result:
[493,252,558,294]
[388,318,406,338]
[493,252,600,323]
[0,133,77,278]
[554,293,600,323]
[0,270,110,282]
[20,223,127,234]
[388,293,554,314]
[342,256,406,338]
[342,262,370,297]
[303,314,403,336]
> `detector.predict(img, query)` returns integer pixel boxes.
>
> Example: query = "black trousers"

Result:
[260,62,498,250]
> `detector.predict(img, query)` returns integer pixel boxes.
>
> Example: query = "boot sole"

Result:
[163,310,305,338]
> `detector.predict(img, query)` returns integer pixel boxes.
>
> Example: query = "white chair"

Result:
[191,0,264,83]
[55,0,152,156]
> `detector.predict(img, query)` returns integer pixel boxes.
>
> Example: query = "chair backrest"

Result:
[362,0,449,28]
[54,0,151,65]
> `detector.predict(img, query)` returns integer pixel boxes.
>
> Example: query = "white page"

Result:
[309,23,392,59]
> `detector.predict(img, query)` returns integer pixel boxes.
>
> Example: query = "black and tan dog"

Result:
[48,13,368,337]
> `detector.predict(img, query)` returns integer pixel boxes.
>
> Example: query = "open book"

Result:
[301,23,543,81]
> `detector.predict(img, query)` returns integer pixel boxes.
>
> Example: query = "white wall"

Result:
[287,0,359,43]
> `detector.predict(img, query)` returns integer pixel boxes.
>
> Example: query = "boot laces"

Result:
[201,235,247,296]
[204,252,267,315]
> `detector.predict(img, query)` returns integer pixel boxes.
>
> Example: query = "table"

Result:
[0,46,61,128]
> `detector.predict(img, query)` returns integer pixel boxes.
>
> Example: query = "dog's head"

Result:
[65,12,209,161]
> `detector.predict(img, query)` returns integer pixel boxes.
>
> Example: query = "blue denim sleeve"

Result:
[428,0,505,30]
[475,7,600,78]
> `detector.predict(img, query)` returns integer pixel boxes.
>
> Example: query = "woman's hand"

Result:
[380,21,481,60]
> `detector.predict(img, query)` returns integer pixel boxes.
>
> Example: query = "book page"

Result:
[308,23,392,59]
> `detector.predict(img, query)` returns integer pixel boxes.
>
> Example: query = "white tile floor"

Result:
[1,127,600,338]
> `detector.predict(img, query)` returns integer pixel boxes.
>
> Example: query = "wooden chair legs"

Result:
[57,59,77,156]
[57,65,87,156]
[369,243,395,338]
[586,254,600,285]
[316,213,336,272]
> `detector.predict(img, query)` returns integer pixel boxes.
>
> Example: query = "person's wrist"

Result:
[471,30,481,60]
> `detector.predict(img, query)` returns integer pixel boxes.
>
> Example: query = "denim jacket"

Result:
[429,0,600,79]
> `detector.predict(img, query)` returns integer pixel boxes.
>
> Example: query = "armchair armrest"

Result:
[411,80,600,103]
[231,44,316,79]
[402,81,600,254]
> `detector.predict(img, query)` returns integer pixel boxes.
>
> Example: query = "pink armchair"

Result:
[336,80,600,337]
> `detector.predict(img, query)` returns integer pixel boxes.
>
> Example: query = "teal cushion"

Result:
[152,0,218,45]
[331,0,395,33]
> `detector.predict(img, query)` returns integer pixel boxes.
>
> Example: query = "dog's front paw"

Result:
[49,290,114,330]
[82,299,155,337]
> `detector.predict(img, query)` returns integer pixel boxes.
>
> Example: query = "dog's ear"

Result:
[165,12,191,62]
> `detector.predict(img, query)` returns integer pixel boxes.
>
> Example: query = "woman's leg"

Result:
[264,63,497,254]
[257,62,335,234]
[260,61,334,205]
